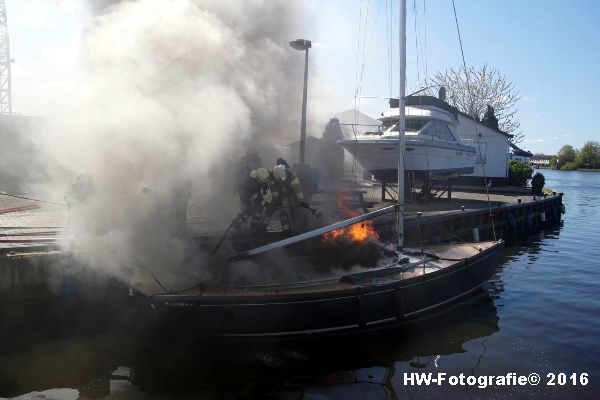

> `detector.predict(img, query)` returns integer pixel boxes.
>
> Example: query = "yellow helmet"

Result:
[250,168,270,182]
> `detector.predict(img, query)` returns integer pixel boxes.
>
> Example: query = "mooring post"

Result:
[472,227,480,242]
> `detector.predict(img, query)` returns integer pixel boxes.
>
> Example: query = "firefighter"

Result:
[236,161,317,234]
[270,164,306,209]
[235,167,273,231]
[267,163,319,233]
[64,170,94,227]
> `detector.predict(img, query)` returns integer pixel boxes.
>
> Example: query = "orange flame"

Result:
[323,193,379,242]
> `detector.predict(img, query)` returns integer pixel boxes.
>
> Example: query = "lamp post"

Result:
[289,39,311,165]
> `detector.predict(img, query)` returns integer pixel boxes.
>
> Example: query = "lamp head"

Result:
[289,39,312,51]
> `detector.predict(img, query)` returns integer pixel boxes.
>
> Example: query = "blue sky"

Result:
[6,0,600,155]
[304,0,600,155]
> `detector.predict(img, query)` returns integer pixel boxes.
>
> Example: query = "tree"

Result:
[508,160,533,187]
[561,162,578,171]
[576,141,600,169]
[481,105,499,130]
[557,145,577,168]
[531,173,545,195]
[426,64,522,141]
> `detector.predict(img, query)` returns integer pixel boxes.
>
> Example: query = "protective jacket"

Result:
[270,169,304,207]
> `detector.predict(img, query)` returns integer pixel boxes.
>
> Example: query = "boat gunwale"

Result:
[138,240,503,304]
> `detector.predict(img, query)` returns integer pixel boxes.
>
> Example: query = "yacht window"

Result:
[390,119,428,132]
[408,119,428,131]
[379,120,396,133]
[421,121,456,141]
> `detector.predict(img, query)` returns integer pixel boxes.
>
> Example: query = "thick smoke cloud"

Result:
[39,0,309,287]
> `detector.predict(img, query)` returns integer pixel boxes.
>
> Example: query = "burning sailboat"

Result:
[131,202,503,337]
[130,0,504,339]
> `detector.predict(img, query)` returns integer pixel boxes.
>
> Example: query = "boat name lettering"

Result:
[164,302,195,307]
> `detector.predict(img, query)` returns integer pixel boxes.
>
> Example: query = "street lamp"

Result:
[289,39,311,165]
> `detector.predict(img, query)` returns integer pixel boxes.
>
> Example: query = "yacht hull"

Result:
[339,139,476,183]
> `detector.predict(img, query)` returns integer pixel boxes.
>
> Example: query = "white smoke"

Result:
[36,0,310,287]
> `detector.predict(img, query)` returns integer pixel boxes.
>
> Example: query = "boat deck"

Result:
[134,241,499,298]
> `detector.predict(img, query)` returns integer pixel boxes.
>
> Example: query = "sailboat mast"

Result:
[397,0,407,249]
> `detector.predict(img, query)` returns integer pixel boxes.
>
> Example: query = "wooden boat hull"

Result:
[131,241,504,339]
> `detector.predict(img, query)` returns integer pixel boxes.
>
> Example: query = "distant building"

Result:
[329,110,381,177]
[329,109,381,137]
[508,142,533,164]
[283,110,380,175]
[531,154,553,168]
[285,135,324,167]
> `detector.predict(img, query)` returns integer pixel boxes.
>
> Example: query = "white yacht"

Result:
[338,95,476,183]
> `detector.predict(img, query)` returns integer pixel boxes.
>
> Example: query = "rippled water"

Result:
[2,170,599,399]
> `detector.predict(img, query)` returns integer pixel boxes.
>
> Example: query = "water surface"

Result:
[2,169,599,399]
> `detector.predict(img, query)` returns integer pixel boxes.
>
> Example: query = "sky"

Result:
[6,0,600,155]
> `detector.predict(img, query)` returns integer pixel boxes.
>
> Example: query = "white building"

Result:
[403,96,513,187]
[508,142,533,164]
[531,154,552,167]
[454,113,513,186]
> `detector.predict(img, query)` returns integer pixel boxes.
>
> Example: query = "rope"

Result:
[0,192,65,206]
[425,219,482,252]
[413,0,421,85]
[0,226,64,229]
[356,0,385,98]
[354,0,364,107]
[394,204,480,251]
[451,0,497,241]
[386,0,393,98]
[177,282,204,294]
[137,261,174,295]
[352,124,358,195]
[423,0,429,80]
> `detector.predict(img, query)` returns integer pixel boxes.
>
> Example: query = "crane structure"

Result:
[0,0,11,115]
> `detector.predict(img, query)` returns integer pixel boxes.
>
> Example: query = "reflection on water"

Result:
[2,170,600,398]
[0,291,499,398]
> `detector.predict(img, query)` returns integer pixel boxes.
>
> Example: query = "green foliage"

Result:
[542,187,554,194]
[560,161,579,170]
[531,173,545,194]
[548,156,559,169]
[576,141,600,169]
[550,142,600,170]
[557,145,577,168]
[508,160,533,187]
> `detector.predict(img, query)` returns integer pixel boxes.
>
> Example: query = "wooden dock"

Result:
[0,175,564,253]
[310,174,564,245]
